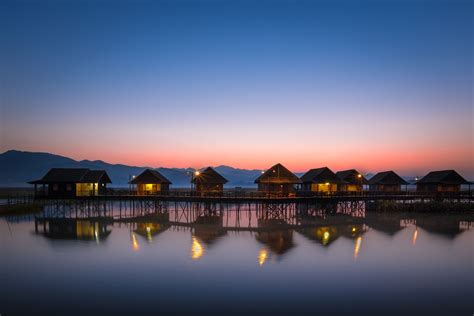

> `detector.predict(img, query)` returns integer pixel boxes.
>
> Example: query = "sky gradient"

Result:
[1,0,472,177]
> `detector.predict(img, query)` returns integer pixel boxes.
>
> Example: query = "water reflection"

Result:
[1,209,473,316]
[258,248,268,266]
[191,236,204,260]
[412,228,418,246]
[131,232,139,251]
[353,236,362,259]
[134,222,170,242]
[26,210,473,257]
[364,213,406,236]
[256,219,294,258]
[297,224,368,248]
[190,215,226,260]
[415,215,470,237]
[35,218,111,241]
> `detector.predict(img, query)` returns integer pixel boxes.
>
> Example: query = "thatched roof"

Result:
[417,170,468,185]
[336,169,369,184]
[29,168,112,184]
[191,167,228,184]
[82,170,112,183]
[255,163,301,184]
[129,169,172,184]
[300,167,341,184]
[368,171,408,185]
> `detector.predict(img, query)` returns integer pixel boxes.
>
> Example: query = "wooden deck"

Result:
[32,191,473,203]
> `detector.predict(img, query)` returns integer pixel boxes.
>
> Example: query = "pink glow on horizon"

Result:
[9,143,472,178]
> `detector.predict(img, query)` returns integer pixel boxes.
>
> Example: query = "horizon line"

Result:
[2,148,473,179]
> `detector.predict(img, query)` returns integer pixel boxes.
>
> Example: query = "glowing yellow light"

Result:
[322,231,330,245]
[412,228,418,246]
[258,248,268,266]
[191,237,203,260]
[195,171,200,176]
[357,174,362,178]
[146,226,152,241]
[131,233,139,251]
[352,227,357,233]
[325,182,330,185]
[354,236,362,259]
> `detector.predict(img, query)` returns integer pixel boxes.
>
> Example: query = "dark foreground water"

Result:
[0,210,473,316]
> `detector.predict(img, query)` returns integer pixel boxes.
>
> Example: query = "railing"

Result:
[101,189,473,199]
[2,194,36,205]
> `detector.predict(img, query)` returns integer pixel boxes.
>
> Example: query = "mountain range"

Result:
[2,150,429,188]
[0,150,267,187]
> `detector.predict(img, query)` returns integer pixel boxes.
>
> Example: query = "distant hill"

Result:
[0,150,263,187]
[0,150,424,188]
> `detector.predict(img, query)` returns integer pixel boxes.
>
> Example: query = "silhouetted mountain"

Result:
[0,150,262,187]
[0,150,425,188]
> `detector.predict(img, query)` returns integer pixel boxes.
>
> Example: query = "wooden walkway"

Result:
[33,192,473,203]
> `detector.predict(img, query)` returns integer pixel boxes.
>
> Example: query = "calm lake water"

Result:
[0,208,472,316]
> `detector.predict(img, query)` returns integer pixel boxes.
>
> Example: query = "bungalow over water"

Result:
[254,163,301,196]
[29,168,111,198]
[416,170,469,193]
[368,171,408,192]
[300,167,341,193]
[129,169,171,195]
[192,167,228,194]
[336,169,368,192]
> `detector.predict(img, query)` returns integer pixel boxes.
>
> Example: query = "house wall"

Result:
[369,184,402,192]
[311,183,337,193]
[196,183,223,193]
[417,184,460,192]
[339,184,363,192]
[257,183,295,194]
[76,183,98,196]
[137,183,162,195]
[47,183,76,198]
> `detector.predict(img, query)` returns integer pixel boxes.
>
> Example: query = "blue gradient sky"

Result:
[0,0,472,177]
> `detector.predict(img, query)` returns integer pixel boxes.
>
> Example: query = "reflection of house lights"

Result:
[323,231,330,245]
[412,229,418,246]
[131,233,139,251]
[191,237,203,260]
[354,237,362,259]
[258,249,268,266]
[146,226,152,241]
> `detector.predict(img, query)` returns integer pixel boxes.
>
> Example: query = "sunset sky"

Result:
[1,0,472,177]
